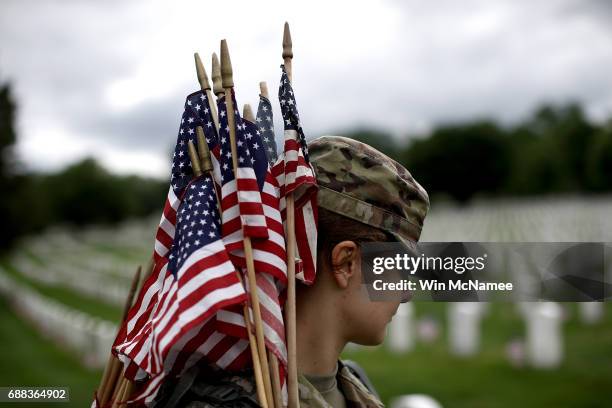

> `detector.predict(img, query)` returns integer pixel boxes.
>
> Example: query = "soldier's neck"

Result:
[295,287,346,376]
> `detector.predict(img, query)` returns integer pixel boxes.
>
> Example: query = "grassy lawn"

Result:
[0,297,102,407]
[343,302,612,407]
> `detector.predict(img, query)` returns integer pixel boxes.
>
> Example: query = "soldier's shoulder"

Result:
[338,361,384,408]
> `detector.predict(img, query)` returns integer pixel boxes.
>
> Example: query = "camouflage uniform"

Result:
[298,361,384,408]
[310,135,429,249]
[155,136,428,408]
[153,361,383,408]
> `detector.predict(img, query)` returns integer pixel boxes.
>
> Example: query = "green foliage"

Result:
[2,77,612,244]
[586,124,612,192]
[344,103,612,202]
[0,83,23,249]
[0,80,166,250]
[404,121,510,202]
[37,158,166,227]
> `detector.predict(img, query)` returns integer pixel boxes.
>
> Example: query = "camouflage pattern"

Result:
[153,361,383,407]
[309,136,430,248]
[298,361,384,408]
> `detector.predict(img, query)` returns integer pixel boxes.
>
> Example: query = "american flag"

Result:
[153,91,218,264]
[114,177,247,373]
[217,92,287,284]
[257,93,278,165]
[272,66,318,284]
[111,91,252,404]
[215,91,289,390]
[114,90,220,373]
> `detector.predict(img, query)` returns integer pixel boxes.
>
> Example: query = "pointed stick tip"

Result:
[220,39,234,89]
[194,52,211,90]
[283,23,293,59]
[259,81,269,99]
[195,126,213,173]
[243,104,255,122]
[212,53,223,96]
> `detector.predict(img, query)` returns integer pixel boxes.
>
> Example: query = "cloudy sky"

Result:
[1,0,611,177]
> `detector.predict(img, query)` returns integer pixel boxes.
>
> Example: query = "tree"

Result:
[0,82,21,249]
[402,121,510,202]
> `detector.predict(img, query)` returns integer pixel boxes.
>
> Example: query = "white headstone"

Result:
[390,394,443,408]
[526,302,563,368]
[387,302,414,353]
[448,302,484,356]
[579,302,603,325]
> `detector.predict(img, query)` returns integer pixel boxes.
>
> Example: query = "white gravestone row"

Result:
[0,268,117,368]
[21,238,139,280]
[385,301,573,369]
[421,196,612,243]
[11,253,131,307]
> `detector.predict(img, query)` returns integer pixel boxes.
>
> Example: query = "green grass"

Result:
[0,297,102,407]
[0,260,122,322]
[343,302,612,407]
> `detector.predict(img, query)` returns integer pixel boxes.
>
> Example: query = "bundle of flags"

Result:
[106,60,318,406]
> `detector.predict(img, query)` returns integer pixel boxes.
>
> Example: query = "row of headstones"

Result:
[10,253,131,307]
[38,250,136,280]
[20,217,152,255]
[80,222,155,254]
[0,267,117,369]
[422,197,612,242]
[21,236,142,281]
[385,301,605,369]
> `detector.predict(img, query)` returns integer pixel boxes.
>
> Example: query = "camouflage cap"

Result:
[309,136,429,250]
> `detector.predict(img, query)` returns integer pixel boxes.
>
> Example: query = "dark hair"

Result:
[316,207,391,270]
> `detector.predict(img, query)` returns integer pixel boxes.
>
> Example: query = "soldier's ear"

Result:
[330,241,359,289]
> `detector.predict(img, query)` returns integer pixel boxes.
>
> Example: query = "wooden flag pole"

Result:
[282,21,300,408]
[243,103,284,408]
[221,39,275,408]
[195,57,271,407]
[209,63,270,398]
[98,265,141,406]
[191,127,269,408]
[194,53,220,132]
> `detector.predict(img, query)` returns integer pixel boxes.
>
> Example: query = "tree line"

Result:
[347,104,612,202]
[0,84,166,250]
[1,81,611,249]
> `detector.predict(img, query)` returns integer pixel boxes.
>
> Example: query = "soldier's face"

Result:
[342,253,402,346]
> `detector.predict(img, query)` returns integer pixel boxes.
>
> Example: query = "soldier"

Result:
[153,135,429,408]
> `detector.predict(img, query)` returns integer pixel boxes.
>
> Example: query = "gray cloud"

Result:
[1,0,611,176]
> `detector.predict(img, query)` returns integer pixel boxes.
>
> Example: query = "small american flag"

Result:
[272,66,318,284]
[114,90,221,376]
[153,91,218,264]
[216,112,289,361]
[215,91,289,398]
[115,174,247,375]
[218,91,269,246]
[112,91,251,404]
[257,94,278,165]
[217,92,287,284]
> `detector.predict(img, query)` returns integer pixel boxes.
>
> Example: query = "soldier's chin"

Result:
[352,330,386,346]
